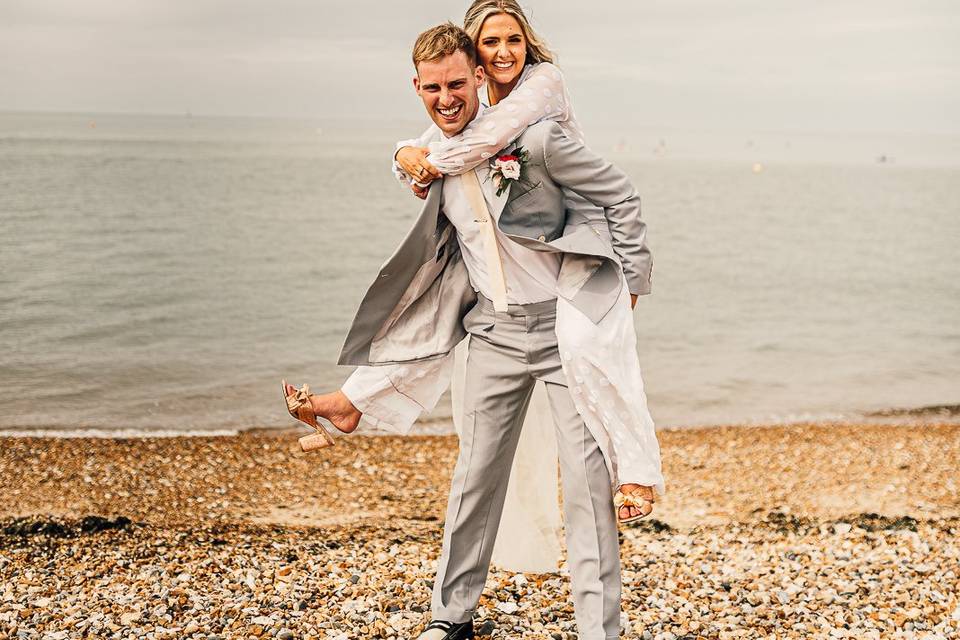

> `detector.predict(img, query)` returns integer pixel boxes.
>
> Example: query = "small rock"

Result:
[496,601,518,614]
[120,612,140,625]
[476,620,496,636]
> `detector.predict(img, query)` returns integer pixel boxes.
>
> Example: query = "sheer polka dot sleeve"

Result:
[425,62,572,176]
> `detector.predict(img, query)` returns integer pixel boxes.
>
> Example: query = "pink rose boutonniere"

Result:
[490,146,531,197]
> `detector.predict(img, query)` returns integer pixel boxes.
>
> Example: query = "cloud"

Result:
[1,0,958,132]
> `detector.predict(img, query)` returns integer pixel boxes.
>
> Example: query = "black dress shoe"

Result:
[415,619,474,639]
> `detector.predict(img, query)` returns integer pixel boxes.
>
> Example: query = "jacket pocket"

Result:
[507,180,543,207]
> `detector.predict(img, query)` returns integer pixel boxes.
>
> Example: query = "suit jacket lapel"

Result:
[338,180,448,365]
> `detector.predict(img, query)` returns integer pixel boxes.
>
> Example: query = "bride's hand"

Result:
[396,146,441,184]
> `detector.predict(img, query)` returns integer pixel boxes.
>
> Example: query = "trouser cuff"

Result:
[431,606,473,625]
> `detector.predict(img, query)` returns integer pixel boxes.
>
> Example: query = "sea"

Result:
[1,110,958,437]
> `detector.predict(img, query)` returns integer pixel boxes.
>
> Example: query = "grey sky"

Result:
[1,0,958,133]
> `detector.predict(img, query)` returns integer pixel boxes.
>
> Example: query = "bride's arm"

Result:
[402,62,573,177]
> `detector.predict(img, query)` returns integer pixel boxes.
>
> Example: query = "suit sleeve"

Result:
[541,123,652,296]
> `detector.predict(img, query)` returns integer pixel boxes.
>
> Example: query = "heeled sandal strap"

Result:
[286,384,313,412]
[614,489,655,510]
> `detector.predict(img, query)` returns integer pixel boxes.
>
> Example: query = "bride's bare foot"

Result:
[283,383,361,434]
[615,483,655,524]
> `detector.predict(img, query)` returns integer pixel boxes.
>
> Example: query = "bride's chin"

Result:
[489,71,520,86]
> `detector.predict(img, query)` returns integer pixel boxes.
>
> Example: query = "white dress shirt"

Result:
[439,105,560,305]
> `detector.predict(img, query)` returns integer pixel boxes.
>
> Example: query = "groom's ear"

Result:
[413,75,421,96]
[474,65,485,86]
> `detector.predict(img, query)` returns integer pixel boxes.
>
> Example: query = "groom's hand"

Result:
[411,183,430,199]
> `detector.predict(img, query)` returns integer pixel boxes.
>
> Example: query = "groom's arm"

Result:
[539,123,652,296]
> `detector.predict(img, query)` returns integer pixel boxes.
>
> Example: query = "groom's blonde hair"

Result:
[412,22,478,70]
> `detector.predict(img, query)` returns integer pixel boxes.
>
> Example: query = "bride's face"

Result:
[477,13,527,87]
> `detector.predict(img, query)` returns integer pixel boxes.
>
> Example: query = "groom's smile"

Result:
[414,50,484,138]
[437,104,463,120]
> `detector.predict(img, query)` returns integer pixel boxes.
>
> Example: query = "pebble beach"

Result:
[1,422,958,640]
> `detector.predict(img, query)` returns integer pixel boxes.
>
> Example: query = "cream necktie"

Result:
[459,169,508,312]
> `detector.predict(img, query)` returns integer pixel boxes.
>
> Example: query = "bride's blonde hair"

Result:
[463,0,556,65]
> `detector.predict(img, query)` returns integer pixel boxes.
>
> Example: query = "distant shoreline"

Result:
[1,402,957,439]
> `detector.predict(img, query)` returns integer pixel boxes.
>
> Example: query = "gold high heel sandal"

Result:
[281,380,336,452]
[615,486,655,525]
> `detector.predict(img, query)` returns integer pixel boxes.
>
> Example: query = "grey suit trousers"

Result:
[431,294,621,640]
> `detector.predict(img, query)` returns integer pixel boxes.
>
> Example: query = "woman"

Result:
[392,0,664,524]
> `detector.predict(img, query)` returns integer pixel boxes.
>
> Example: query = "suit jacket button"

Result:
[538,234,546,241]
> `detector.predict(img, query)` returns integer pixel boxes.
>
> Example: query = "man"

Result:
[291,23,651,640]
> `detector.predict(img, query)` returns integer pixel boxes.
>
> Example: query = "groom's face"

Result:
[414,51,484,137]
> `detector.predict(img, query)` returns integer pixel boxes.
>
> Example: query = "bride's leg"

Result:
[555,288,665,522]
[287,354,454,437]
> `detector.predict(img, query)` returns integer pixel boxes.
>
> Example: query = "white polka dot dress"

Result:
[556,280,665,495]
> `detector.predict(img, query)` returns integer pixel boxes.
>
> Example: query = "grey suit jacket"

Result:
[338,120,651,366]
